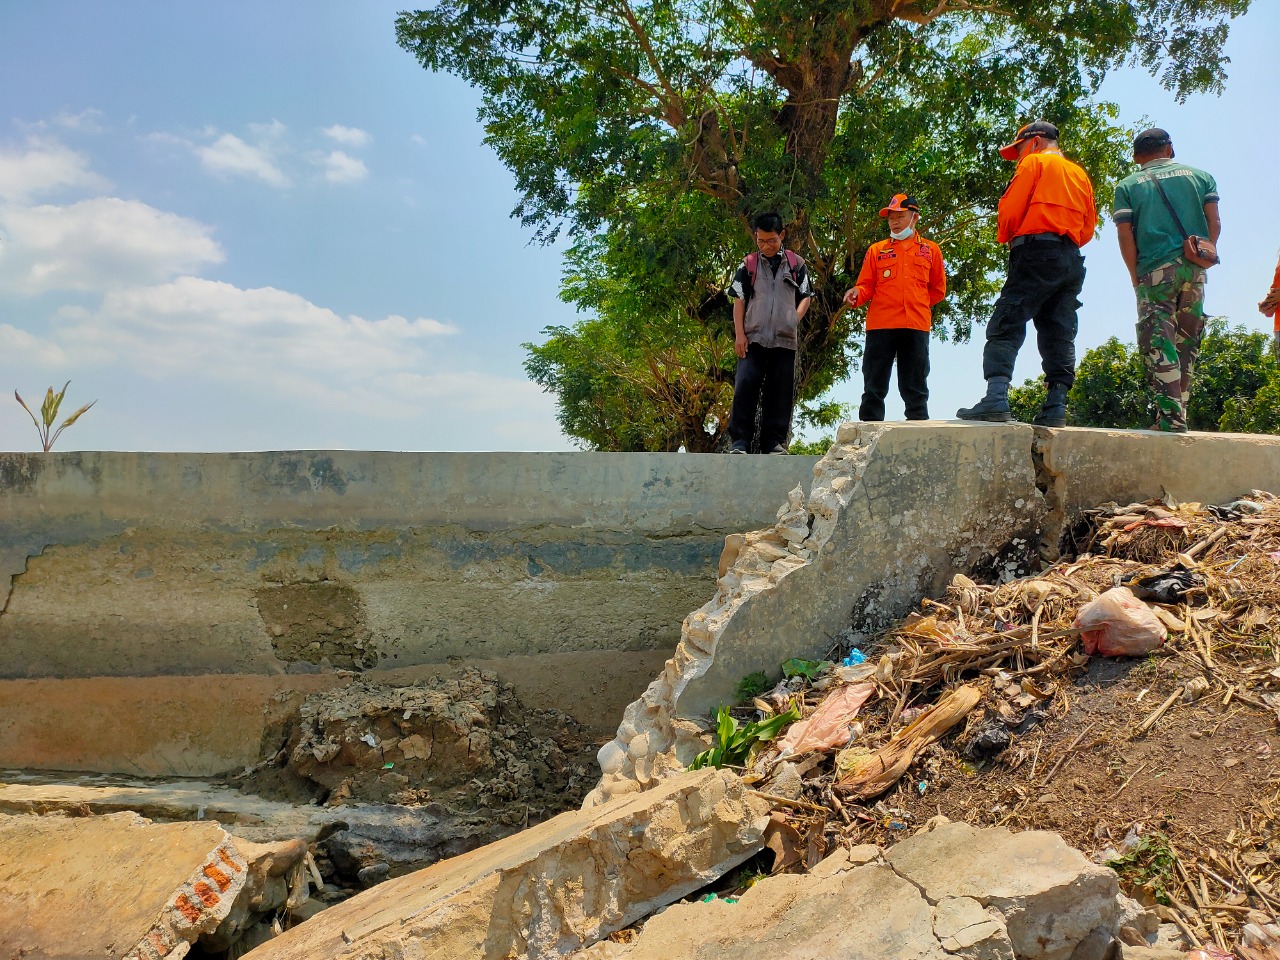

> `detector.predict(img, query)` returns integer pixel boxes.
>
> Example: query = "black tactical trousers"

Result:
[859,328,931,421]
[982,239,1086,388]
[728,343,795,451]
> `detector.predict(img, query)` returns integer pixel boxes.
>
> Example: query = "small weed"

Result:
[1105,831,1177,905]
[689,703,801,770]
[14,382,96,452]
[735,671,769,703]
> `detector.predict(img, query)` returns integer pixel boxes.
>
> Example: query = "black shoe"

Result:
[956,396,1012,422]
[1032,384,1068,427]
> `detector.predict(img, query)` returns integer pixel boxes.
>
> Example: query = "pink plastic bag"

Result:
[777,682,874,757]
[1073,586,1167,657]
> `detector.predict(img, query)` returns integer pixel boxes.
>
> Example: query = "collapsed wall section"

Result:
[590,422,1045,803]
[588,422,1280,805]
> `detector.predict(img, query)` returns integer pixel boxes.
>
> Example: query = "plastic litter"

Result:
[841,648,867,666]
[1072,587,1167,657]
[777,682,874,757]
[360,733,378,748]
[1122,565,1204,604]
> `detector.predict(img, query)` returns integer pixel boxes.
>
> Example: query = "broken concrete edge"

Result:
[125,835,251,960]
[239,768,771,960]
[585,422,1280,807]
[587,425,884,804]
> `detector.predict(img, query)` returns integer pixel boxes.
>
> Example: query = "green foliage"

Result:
[1007,377,1048,425]
[735,671,770,703]
[780,658,829,680]
[1008,320,1280,433]
[689,703,802,770]
[398,0,1251,449]
[789,435,834,456]
[1105,832,1177,905]
[14,383,96,453]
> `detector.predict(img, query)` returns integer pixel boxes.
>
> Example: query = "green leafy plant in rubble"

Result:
[689,703,801,771]
[1105,832,1177,906]
[781,658,829,681]
[735,671,770,703]
[15,382,96,452]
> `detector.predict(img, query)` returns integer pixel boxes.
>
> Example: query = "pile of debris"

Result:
[715,491,1280,958]
[233,668,599,886]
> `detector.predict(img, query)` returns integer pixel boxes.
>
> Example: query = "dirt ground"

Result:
[856,654,1279,869]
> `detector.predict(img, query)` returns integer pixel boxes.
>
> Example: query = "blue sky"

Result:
[1,2,1276,452]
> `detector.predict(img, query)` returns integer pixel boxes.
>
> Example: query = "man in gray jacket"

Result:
[726,212,812,453]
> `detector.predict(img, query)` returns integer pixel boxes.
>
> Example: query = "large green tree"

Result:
[1008,320,1280,433]
[397,0,1250,450]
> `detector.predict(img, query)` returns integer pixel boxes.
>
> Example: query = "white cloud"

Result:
[323,125,370,148]
[44,278,456,385]
[409,134,428,147]
[0,197,224,294]
[0,324,67,367]
[0,138,109,202]
[195,132,289,187]
[322,150,368,184]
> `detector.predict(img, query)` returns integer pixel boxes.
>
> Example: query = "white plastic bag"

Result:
[1072,586,1167,657]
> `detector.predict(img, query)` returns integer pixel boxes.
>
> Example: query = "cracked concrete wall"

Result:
[589,422,1280,804]
[0,450,816,775]
[1,451,817,677]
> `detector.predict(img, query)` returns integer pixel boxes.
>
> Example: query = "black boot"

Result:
[957,377,1011,422]
[1033,383,1069,428]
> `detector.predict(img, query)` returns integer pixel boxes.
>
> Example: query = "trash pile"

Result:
[717,490,1280,957]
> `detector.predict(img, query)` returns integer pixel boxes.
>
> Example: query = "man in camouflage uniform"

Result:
[1112,128,1220,432]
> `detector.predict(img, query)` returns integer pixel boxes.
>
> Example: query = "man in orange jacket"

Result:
[958,120,1097,426]
[843,194,946,420]
[1260,246,1280,359]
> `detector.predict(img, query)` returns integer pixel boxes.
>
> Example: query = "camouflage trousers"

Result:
[1136,259,1206,432]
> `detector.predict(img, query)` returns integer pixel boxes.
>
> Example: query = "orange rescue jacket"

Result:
[1272,255,1280,332]
[997,149,1097,248]
[849,234,946,332]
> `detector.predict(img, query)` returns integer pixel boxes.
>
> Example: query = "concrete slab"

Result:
[0,811,247,960]
[242,769,769,960]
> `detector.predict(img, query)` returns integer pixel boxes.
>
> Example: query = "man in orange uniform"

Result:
[1260,246,1280,359]
[958,120,1097,426]
[843,194,946,420]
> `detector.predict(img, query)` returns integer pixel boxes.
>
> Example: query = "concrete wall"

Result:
[0,450,818,775]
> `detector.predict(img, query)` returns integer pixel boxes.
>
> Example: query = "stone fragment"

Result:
[243,769,768,960]
[568,864,946,960]
[887,820,1120,960]
[933,896,1015,960]
[0,811,248,960]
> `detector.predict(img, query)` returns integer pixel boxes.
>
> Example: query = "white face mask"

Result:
[889,226,915,241]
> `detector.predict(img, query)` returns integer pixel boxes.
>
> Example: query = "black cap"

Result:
[999,120,1060,160]
[1133,127,1172,153]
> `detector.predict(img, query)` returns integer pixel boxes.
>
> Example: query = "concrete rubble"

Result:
[0,810,307,959]
[571,818,1149,960]
[242,769,770,960]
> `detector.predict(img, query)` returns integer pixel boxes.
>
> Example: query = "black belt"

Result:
[1011,232,1075,248]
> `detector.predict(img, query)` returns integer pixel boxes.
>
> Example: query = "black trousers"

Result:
[728,343,795,451]
[860,328,931,421]
[982,239,1086,388]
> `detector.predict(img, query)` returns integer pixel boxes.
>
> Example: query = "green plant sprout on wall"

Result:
[14,382,96,452]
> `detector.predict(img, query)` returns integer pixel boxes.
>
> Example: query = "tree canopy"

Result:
[397,0,1251,450]
[1008,320,1280,434]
